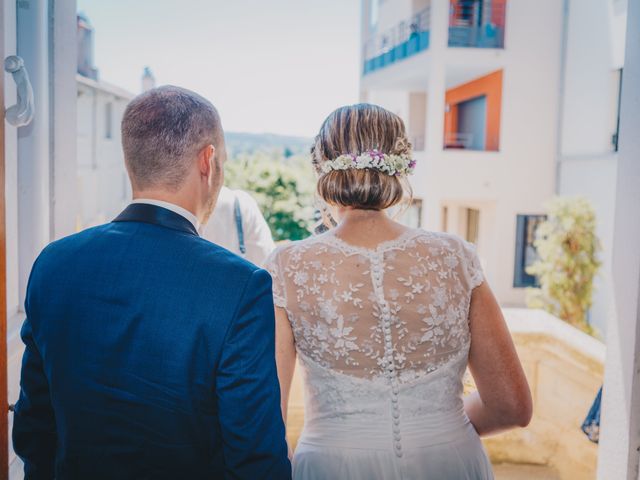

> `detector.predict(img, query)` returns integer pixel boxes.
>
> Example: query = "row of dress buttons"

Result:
[369,256,403,458]
[391,380,402,457]
[371,256,386,292]
[382,305,402,458]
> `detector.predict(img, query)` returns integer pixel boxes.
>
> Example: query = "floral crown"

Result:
[320,149,417,177]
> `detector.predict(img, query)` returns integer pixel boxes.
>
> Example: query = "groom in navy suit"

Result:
[12,86,291,479]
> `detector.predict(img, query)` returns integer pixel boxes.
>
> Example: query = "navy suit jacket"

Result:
[12,204,291,480]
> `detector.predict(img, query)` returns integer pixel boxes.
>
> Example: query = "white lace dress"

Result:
[265,229,493,480]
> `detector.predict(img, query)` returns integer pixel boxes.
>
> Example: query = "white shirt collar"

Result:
[131,199,200,232]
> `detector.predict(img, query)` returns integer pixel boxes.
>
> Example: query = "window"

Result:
[441,205,449,231]
[465,208,480,244]
[444,70,502,151]
[409,92,427,151]
[612,68,623,152]
[455,95,486,150]
[412,0,431,14]
[448,0,506,48]
[513,214,546,288]
[370,0,379,29]
[105,102,113,139]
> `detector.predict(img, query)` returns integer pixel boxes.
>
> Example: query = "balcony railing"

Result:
[448,0,506,48]
[444,132,475,149]
[363,7,431,75]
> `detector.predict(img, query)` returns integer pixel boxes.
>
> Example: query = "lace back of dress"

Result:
[264,230,483,385]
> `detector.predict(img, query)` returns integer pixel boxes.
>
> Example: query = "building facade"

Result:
[360,0,627,336]
[76,14,134,229]
[76,74,133,229]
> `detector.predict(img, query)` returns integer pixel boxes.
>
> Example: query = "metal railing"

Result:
[444,132,475,149]
[448,0,506,48]
[363,7,431,75]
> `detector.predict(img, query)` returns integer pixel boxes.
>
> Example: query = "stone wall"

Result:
[484,309,605,479]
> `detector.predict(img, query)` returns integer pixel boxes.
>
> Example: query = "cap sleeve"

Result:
[263,248,287,308]
[461,240,484,290]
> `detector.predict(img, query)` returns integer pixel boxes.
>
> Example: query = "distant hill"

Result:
[225,131,313,158]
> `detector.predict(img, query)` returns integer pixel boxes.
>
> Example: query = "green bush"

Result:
[525,196,602,335]
[224,153,316,241]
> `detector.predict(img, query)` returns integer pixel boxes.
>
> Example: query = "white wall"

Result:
[76,78,132,228]
[368,89,410,123]
[377,0,413,32]
[561,0,625,156]
[362,0,564,305]
[558,0,628,337]
[598,0,640,476]
[559,157,617,336]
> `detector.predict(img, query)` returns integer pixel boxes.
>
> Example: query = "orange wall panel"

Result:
[444,69,503,151]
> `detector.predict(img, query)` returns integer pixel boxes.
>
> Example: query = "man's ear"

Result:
[198,144,215,178]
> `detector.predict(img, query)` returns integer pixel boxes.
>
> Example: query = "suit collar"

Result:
[131,199,200,231]
[113,203,200,237]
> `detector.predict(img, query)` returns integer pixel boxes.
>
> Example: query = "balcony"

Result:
[449,0,506,49]
[444,70,503,151]
[363,7,430,75]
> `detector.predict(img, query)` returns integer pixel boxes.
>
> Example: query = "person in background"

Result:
[202,185,276,265]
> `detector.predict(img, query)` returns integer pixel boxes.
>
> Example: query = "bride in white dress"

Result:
[265,104,532,479]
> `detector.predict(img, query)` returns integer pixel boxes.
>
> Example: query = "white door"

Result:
[1,0,12,477]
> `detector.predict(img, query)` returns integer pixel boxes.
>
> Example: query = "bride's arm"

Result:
[464,282,533,436]
[275,306,296,426]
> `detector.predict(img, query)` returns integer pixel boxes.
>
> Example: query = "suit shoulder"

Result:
[36,224,112,263]
[192,236,261,276]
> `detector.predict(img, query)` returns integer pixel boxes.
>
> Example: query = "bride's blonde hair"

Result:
[311,103,413,211]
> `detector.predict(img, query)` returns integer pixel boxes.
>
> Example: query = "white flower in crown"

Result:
[321,149,417,177]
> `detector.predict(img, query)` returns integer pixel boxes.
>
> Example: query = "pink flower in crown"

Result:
[369,149,385,160]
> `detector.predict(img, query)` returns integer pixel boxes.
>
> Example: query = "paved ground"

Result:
[494,463,561,479]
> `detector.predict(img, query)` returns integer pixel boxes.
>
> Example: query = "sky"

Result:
[77,0,362,137]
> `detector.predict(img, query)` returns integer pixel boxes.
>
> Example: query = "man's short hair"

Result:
[121,85,222,191]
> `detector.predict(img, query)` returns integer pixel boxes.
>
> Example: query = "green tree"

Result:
[525,196,602,335]
[224,153,316,241]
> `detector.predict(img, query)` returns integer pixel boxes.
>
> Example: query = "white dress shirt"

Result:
[201,186,276,266]
[131,198,200,232]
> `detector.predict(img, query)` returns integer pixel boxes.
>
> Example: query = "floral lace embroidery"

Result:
[264,229,483,385]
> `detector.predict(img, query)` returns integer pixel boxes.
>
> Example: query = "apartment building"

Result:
[361,0,626,336]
